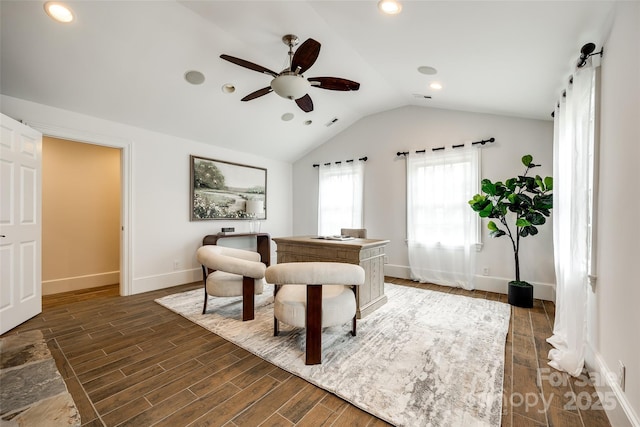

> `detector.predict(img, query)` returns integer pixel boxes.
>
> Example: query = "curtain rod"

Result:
[552,42,603,118]
[396,138,495,157]
[313,156,368,167]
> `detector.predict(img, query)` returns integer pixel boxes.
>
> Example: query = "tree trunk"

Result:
[514,250,520,282]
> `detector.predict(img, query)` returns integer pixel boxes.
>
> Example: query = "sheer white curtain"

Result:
[406,149,479,289]
[547,63,597,377]
[318,161,364,236]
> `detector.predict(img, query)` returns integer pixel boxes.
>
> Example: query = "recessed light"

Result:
[184,70,205,85]
[304,120,313,126]
[221,83,236,93]
[430,82,443,90]
[281,113,294,121]
[378,0,402,15]
[418,66,438,75]
[44,2,74,23]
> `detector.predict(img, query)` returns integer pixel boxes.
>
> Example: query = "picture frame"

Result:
[190,155,267,221]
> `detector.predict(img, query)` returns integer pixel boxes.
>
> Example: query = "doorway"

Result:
[28,121,132,297]
[42,137,121,295]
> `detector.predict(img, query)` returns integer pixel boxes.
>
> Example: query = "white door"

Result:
[0,114,42,334]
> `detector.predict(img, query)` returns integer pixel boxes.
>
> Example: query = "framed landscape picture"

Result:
[190,155,267,221]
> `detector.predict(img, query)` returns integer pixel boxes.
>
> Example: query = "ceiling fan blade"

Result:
[295,94,314,112]
[220,54,278,77]
[291,39,321,74]
[308,77,360,91]
[241,87,273,101]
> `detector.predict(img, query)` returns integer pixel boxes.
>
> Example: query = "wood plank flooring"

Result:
[2,278,611,427]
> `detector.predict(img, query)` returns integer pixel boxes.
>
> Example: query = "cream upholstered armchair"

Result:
[196,245,266,321]
[265,262,365,365]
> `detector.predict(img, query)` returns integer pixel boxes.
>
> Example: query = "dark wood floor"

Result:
[3,278,611,427]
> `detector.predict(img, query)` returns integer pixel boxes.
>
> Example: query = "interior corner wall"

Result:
[42,136,120,294]
[292,105,555,300]
[587,1,640,425]
[1,95,293,295]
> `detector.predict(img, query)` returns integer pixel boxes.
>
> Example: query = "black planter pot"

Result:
[508,281,533,308]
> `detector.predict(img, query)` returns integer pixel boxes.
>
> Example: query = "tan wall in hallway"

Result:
[42,137,120,294]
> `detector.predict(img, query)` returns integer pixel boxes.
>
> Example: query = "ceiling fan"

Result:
[220,34,360,113]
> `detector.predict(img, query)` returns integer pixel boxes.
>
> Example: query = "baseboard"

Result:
[384,264,556,301]
[132,268,202,294]
[585,343,640,427]
[384,264,411,279]
[43,271,119,295]
[473,275,555,302]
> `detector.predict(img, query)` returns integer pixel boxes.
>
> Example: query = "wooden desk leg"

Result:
[306,284,322,365]
[242,276,255,321]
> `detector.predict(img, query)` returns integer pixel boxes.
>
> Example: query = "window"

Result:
[318,162,364,236]
[406,149,479,289]
[407,149,479,247]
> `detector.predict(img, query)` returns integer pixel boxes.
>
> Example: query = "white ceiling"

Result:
[0,1,613,162]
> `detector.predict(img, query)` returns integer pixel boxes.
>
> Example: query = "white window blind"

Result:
[318,161,364,236]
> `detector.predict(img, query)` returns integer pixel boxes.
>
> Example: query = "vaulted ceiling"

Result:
[0,1,613,162]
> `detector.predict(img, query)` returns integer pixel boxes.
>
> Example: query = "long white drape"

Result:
[406,149,478,289]
[318,161,364,236]
[547,64,596,377]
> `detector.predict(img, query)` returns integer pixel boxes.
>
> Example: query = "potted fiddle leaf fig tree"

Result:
[468,155,553,308]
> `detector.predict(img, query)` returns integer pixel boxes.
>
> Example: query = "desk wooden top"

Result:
[273,235,389,249]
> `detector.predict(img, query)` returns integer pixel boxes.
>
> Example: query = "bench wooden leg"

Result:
[242,276,255,321]
[306,284,322,365]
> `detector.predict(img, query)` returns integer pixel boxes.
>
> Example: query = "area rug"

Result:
[156,283,510,427]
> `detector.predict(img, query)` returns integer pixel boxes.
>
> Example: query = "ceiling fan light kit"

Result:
[220,34,360,113]
[271,74,310,100]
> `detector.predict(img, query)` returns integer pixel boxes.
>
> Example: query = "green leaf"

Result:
[522,176,537,191]
[481,180,497,196]
[468,194,487,210]
[526,212,546,225]
[516,193,533,206]
[490,230,506,238]
[544,176,553,190]
[494,184,507,197]
[479,203,493,217]
[535,175,544,190]
[522,154,533,167]
[535,194,553,209]
[515,218,531,227]
[520,225,539,237]
[487,221,498,231]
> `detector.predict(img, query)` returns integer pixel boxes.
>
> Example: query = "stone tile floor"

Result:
[0,329,80,426]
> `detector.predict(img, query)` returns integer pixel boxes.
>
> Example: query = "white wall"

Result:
[587,2,640,425]
[293,105,555,299]
[1,95,293,295]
